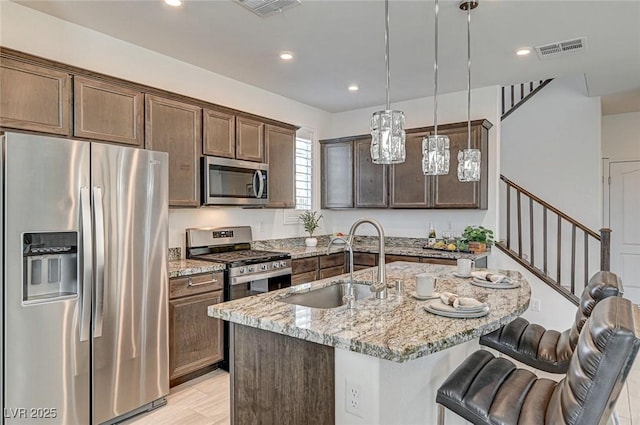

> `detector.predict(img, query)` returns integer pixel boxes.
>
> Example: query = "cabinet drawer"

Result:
[291,270,318,286]
[353,265,371,272]
[292,257,318,274]
[319,265,345,280]
[386,255,420,263]
[420,257,456,266]
[169,271,223,299]
[353,252,377,267]
[319,252,344,269]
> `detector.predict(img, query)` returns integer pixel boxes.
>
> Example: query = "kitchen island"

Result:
[208,262,530,425]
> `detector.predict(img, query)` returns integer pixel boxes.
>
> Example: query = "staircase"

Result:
[501,79,553,120]
[496,175,611,305]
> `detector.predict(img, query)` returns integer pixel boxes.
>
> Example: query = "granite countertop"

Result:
[168,259,225,279]
[252,235,488,261]
[208,262,530,363]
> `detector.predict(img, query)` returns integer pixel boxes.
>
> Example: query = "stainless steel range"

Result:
[186,226,292,369]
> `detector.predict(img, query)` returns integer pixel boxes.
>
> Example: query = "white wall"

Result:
[0,1,331,254]
[602,111,640,160]
[324,87,503,239]
[501,75,602,230]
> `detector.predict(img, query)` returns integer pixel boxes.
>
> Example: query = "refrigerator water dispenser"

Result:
[22,232,78,303]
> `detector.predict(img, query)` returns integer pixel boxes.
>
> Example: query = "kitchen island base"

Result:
[231,321,478,425]
[230,323,335,425]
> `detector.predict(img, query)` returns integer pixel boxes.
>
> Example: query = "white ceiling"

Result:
[15,0,640,113]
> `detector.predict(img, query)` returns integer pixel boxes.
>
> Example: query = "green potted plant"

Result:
[462,225,494,253]
[299,211,323,247]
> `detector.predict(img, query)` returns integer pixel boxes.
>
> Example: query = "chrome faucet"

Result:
[327,236,356,309]
[346,218,387,300]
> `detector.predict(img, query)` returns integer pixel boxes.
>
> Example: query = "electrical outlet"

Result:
[531,298,541,312]
[345,379,363,417]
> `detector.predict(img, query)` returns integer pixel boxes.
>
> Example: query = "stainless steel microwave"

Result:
[202,156,268,206]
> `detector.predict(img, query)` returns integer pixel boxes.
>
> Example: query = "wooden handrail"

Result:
[499,174,611,301]
[502,79,554,120]
[500,175,600,239]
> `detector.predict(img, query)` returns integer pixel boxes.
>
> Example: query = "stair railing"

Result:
[501,79,553,120]
[498,175,611,304]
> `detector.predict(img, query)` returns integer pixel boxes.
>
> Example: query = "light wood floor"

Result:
[124,357,639,425]
[122,370,230,425]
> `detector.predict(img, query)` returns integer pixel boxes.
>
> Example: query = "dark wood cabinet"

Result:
[354,137,388,208]
[322,119,492,210]
[265,124,296,208]
[73,76,143,146]
[319,253,345,278]
[236,116,264,162]
[321,140,353,208]
[203,107,235,158]
[390,130,432,208]
[291,257,318,285]
[432,120,491,209]
[0,58,71,135]
[145,94,202,207]
[168,272,224,386]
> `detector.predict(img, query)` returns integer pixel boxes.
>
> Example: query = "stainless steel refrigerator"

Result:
[1,132,169,424]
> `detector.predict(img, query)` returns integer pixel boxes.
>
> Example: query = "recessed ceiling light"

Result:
[279,51,294,60]
[165,0,182,6]
[516,48,532,56]
[348,84,359,92]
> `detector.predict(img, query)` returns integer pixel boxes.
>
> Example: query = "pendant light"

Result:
[422,0,450,176]
[457,0,481,182]
[371,0,406,165]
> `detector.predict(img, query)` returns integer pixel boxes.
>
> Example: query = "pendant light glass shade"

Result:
[458,0,481,182]
[370,0,406,164]
[422,0,450,176]
[371,110,406,164]
[457,149,481,181]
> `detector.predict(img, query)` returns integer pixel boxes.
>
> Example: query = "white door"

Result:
[608,160,640,304]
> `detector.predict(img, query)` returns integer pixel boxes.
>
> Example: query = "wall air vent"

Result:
[234,0,301,17]
[535,37,587,59]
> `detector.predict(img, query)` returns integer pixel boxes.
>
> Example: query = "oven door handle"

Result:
[230,267,292,285]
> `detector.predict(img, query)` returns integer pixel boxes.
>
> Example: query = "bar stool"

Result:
[479,270,622,373]
[436,296,639,425]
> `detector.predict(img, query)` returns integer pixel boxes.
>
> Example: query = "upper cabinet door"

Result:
[73,76,144,146]
[354,137,388,208]
[236,116,264,162]
[432,120,490,209]
[389,131,432,208]
[0,58,71,136]
[321,141,353,209]
[203,108,235,158]
[145,94,202,207]
[265,124,296,208]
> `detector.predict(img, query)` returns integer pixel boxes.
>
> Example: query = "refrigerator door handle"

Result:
[79,187,92,342]
[93,186,105,338]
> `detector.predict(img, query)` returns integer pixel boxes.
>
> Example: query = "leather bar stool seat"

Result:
[479,270,622,373]
[436,296,639,425]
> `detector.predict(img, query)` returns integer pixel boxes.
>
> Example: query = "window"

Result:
[295,135,312,210]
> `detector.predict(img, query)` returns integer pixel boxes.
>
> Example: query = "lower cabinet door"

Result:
[169,290,223,382]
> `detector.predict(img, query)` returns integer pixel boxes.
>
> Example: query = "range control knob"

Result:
[260,264,268,271]
[280,261,288,268]
[248,266,254,272]
[272,262,280,269]
[239,267,246,274]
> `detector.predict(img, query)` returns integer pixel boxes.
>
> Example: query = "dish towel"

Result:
[471,271,514,285]
[440,292,487,311]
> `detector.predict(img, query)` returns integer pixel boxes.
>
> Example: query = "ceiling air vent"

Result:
[535,37,587,59]
[234,0,301,17]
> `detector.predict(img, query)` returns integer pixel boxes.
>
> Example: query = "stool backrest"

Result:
[545,296,639,425]
[568,271,624,351]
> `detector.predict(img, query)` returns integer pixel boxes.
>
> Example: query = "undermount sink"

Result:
[279,282,372,309]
